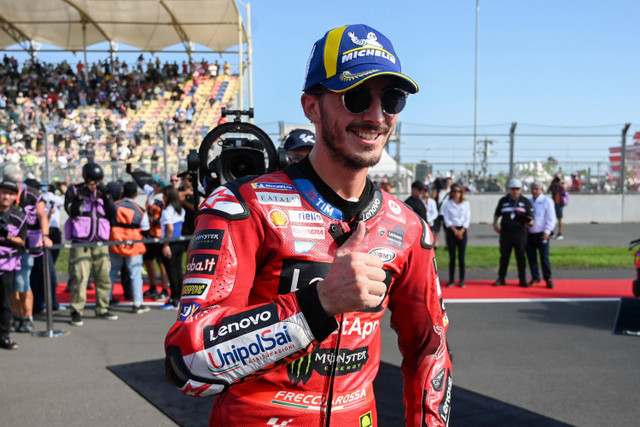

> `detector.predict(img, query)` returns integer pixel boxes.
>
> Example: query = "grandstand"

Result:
[0,56,240,182]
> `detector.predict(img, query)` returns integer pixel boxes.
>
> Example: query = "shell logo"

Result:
[269,209,289,227]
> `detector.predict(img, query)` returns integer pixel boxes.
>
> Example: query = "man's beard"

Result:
[319,105,390,171]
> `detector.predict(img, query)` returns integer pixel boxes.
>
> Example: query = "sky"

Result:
[7,0,640,177]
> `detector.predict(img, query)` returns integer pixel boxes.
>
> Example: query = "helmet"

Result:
[82,162,104,182]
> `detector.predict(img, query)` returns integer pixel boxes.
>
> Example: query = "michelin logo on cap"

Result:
[303,24,418,94]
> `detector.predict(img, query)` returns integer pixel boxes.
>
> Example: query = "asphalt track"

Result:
[2,223,640,426]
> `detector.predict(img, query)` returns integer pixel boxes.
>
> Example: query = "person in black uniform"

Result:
[404,180,427,221]
[492,178,534,287]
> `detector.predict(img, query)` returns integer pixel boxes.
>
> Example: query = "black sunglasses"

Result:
[342,86,408,115]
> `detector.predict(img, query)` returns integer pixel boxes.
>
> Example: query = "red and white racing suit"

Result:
[165,159,453,426]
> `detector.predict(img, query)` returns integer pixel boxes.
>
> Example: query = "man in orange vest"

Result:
[109,182,150,313]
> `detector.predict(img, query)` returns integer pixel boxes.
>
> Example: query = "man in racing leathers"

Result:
[165,24,453,426]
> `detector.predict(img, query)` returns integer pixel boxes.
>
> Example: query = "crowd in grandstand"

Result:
[0,54,235,181]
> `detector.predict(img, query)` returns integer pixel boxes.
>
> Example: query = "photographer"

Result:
[64,162,117,326]
[0,179,27,350]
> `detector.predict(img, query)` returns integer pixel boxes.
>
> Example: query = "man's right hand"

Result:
[317,221,387,316]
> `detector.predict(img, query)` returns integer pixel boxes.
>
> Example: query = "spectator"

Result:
[169,173,181,190]
[422,184,438,228]
[570,173,582,192]
[64,162,117,326]
[0,178,27,350]
[43,182,66,265]
[492,178,534,287]
[433,177,452,250]
[379,176,392,192]
[159,186,184,310]
[442,183,470,287]
[40,181,65,312]
[548,174,568,240]
[283,128,315,164]
[8,168,52,333]
[404,180,427,221]
[526,181,557,289]
[109,182,150,314]
[23,178,56,317]
[129,170,169,300]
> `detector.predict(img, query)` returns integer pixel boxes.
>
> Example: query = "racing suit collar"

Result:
[284,157,376,224]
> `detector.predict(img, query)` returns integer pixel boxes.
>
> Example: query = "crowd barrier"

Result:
[29,235,192,339]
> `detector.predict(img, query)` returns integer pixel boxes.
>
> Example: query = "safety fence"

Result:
[23,235,192,338]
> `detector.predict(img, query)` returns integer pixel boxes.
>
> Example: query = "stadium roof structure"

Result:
[0,0,248,54]
[0,0,254,109]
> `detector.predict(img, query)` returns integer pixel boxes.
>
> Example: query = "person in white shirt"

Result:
[442,183,471,287]
[159,186,185,310]
[422,185,438,227]
[432,177,452,250]
[525,181,557,288]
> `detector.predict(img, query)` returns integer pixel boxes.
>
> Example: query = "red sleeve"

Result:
[388,220,453,426]
[164,184,337,397]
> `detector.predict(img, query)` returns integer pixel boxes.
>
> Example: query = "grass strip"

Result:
[435,246,630,270]
[52,246,631,275]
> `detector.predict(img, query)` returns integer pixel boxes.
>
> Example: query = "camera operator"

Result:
[4,166,52,334]
[0,179,27,350]
[64,162,117,326]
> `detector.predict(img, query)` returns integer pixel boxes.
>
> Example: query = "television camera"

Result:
[186,108,287,207]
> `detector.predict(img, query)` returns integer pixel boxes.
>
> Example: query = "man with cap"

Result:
[526,181,556,288]
[404,180,427,221]
[165,24,452,427]
[283,128,315,164]
[0,178,27,350]
[65,162,117,325]
[492,178,534,287]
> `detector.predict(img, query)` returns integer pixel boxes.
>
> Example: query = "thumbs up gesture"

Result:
[317,222,387,316]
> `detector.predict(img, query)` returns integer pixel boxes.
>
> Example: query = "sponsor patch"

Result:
[251,182,296,192]
[359,411,373,427]
[360,193,382,222]
[205,321,298,375]
[289,210,323,224]
[190,229,224,251]
[178,302,202,322]
[336,317,379,340]
[432,368,446,391]
[293,178,343,220]
[268,209,289,227]
[257,192,301,207]
[368,247,396,263]
[437,373,453,424]
[287,347,370,385]
[374,221,405,249]
[294,241,315,254]
[387,199,402,215]
[271,387,369,412]
[185,254,219,276]
[266,418,294,426]
[292,225,325,240]
[203,304,279,347]
[180,277,212,300]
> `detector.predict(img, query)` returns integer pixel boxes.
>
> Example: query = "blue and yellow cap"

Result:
[303,24,418,94]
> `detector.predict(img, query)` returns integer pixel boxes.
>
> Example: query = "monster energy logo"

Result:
[286,347,369,385]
